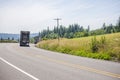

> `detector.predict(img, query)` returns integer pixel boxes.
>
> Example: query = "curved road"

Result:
[0,43,120,80]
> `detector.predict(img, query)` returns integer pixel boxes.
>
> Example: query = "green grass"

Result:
[36,33,120,62]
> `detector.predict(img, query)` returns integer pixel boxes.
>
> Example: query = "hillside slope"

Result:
[37,33,120,62]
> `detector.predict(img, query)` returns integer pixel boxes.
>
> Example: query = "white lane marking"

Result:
[0,57,39,80]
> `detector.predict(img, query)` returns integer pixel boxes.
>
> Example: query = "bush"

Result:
[90,36,99,53]
[90,36,106,53]
[100,36,106,44]
[73,50,111,60]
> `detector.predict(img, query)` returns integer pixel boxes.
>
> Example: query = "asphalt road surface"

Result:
[0,43,120,80]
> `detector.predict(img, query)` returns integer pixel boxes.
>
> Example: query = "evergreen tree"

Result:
[1,37,3,40]
[117,17,120,32]
[80,26,84,32]
[102,23,107,33]
[39,32,41,39]
[87,25,90,32]
[54,26,57,33]
[102,23,106,30]
[39,17,119,39]
[47,27,49,39]
[12,37,14,40]
[8,37,10,40]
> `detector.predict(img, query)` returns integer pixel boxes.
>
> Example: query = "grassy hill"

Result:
[36,33,120,62]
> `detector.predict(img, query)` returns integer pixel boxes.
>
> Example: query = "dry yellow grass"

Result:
[38,33,120,50]
[37,33,120,61]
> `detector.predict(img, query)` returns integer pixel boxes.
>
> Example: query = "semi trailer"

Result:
[20,31,30,46]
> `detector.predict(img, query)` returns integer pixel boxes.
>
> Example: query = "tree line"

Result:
[39,17,120,40]
[0,37,15,40]
[0,37,18,43]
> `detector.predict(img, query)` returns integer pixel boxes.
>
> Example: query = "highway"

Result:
[0,43,120,80]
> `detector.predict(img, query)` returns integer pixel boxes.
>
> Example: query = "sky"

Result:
[0,0,120,33]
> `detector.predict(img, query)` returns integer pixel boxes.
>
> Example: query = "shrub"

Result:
[100,36,106,44]
[90,36,106,53]
[73,50,111,60]
[90,36,99,53]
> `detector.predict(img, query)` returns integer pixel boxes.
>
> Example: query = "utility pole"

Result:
[54,18,61,41]
[47,26,49,39]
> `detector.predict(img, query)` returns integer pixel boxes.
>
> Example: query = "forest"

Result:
[39,17,120,40]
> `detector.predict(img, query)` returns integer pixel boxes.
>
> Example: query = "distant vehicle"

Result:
[34,36,40,44]
[20,31,30,46]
